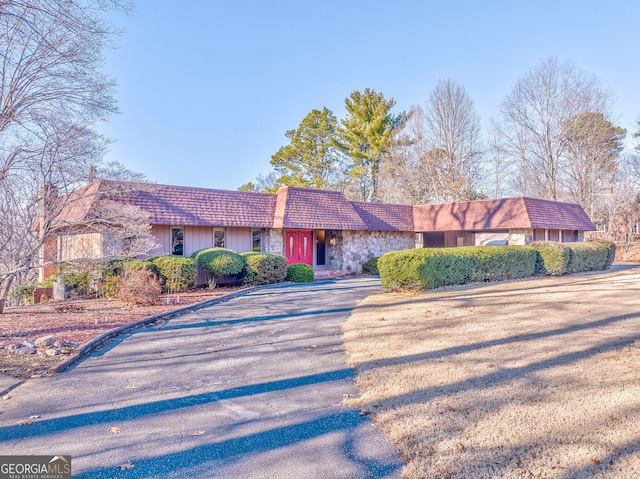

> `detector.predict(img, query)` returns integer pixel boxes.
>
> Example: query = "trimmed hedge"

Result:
[377,249,474,290]
[529,241,570,276]
[286,263,314,283]
[593,240,616,269]
[379,241,616,291]
[151,256,197,292]
[566,241,610,273]
[195,248,245,287]
[362,257,380,276]
[195,248,244,275]
[469,246,537,282]
[240,252,288,286]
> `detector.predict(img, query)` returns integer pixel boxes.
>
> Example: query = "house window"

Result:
[214,228,225,248]
[171,227,184,256]
[252,229,262,252]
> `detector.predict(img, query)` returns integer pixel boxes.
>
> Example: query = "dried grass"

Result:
[343,267,640,478]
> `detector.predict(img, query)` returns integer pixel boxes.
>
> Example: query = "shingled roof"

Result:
[56,181,595,233]
[273,187,369,230]
[413,197,595,232]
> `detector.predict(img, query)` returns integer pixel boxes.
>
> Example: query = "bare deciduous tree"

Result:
[0,0,149,313]
[421,79,482,202]
[380,80,482,204]
[495,57,613,201]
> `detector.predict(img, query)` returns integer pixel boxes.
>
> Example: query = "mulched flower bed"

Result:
[0,288,240,379]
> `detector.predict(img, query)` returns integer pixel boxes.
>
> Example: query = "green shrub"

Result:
[151,256,197,292]
[469,246,537,281]
[286,263,314,283]
[529,242,570,276]
[379,246,536,291]
[122,260,160,277]
[240,252,287,286]
[37,274,58,288]
[11,284,35,305]
[566,242,610,273]
[195,248,245,287]
[593,240,616,268]
[361,257,380,275]
[378,248,475,290]
[60,271,91,296]
[100,275,121,299]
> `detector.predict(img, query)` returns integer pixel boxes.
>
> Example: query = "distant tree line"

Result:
[240,58,640,244]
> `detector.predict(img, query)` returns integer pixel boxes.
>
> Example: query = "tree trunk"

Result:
[0,274,16,314]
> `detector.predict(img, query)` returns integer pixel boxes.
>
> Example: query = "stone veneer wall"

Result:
[508,228,534,246]
[264,229,284,255]
[339,230,416,274]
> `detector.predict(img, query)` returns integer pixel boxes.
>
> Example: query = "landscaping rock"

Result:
[5,344,20,353]
[22,340,35,349]
[16,347,36,355]
[35,335,56,348]
[45,348,58,357]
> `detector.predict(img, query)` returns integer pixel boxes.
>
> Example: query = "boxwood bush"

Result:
[469,246,537,281]
[151,256,197,292]
[379,246,534,290]
[529,241,570,276]
[593,240,616,269]
[566,241,611,273]
[377,248,475,290]
[240,252,288,286]
[379,240,616,291]
[286,263,314,283]
[361,257,380,275]
[195,248,245,287]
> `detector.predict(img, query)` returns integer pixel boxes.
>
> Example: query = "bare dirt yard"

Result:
[343,265,640,479]
[0,288,239,379]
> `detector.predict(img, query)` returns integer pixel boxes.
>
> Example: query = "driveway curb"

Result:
[47,286,261,375]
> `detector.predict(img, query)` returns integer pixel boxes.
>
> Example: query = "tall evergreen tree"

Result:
[336,88,404,202]
[270,107,340,189]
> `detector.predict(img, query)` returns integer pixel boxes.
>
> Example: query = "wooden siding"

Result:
[60,233,102,261]
[184,226,213,256]
[423,232,445,247]
[444,231,475,247]
[548,229,560,241]
[151,225,172,256]
[533,229,546,241]
[226,227,252,252]
[562,230,579,242]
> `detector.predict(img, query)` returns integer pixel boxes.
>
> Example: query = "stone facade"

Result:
[508,229,534,246]
[264,228,284,255]
[338,230,416,274]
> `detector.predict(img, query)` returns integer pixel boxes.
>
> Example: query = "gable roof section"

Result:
[52,181,104,227]
[120,183,276,227]
[272,187,369,230]
[413,197,595,232]
[522,197,595,230]
[352,201,414,231]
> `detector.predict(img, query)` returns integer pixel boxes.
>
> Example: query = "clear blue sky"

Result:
[100,1,640,190]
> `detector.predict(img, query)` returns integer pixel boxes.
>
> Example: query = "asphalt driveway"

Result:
[0,278,403,478]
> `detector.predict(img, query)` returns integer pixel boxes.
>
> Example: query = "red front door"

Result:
[285,230,313,266]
